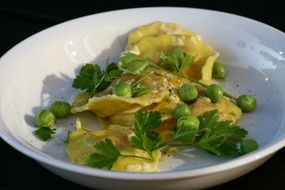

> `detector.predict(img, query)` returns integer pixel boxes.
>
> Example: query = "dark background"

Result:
[1,0,285,189]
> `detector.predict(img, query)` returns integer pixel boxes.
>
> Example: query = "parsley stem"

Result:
[167,143,193,147]
[131,71,152,87]
[121,154,154,161]
[148,62,236,100]
[223,91,236,100]
[93,72,106,93]
[181,77,236,100]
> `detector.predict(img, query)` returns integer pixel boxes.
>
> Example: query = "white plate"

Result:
[1,7,285,190]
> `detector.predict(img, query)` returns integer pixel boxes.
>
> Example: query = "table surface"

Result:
[1,0,285,189]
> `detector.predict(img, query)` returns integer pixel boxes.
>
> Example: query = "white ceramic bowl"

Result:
[1,7,285,190]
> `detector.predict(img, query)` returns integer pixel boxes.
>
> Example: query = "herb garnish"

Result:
[34,127,55,141]
[86,138,153,169]
[85,139,121,169]
[119,51,236,100]
[131,87,152,98]
[119,53,150,74]
[86,109,257,169]
[160,48,195,74]
[196,110,248,156]
[130,111,164,155]
[72,61,122,93]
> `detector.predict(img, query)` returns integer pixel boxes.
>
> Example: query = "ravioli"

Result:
[125,21,219,83]
[111,149,161,172]
[191,97,242,122]
[67,118,105,164]
[66,21,247,173]
[71,89,168,118]
[67,118,161,172]
[71,70,187,120]
[127,21,194,46]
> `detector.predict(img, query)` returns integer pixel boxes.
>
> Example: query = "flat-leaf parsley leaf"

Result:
[72,61,122,93]
[160,48,195,74]
[131,111,164,155]
[196,110,248,156]
[34,127,55,141]
[132,87,152,97]
[85,138,121,169]
[119,53,150,74]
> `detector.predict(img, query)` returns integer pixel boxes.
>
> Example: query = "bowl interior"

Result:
[1,8,285,173]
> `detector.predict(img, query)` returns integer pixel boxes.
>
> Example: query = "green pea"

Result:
[173,103,191,119]
[240,138,258,154]
[206,84,223,103]
[36,109,55,128]
[179,84,199,101]
[176,115,200,131]
[236,95,257,112]
[112,83,132,97]
[212,62,227,79]
[50,101,71,118]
